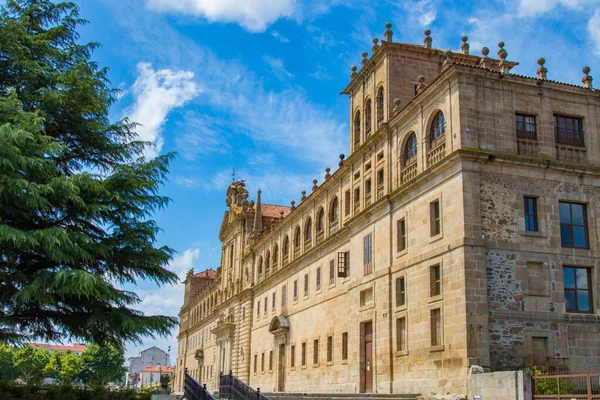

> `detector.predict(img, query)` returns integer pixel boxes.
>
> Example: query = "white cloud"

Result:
[175,114,230,160]
[128,63,199,158]
[589,8,600,56]
[270,30,290,42]
[263,55,294,80]
[404,0,437,28]
[308,64,332,80]
[516,0,591,17]
[145,0,297,32]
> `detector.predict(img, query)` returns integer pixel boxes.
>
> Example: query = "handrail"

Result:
[220,370,270,400]
[184,369,216,400]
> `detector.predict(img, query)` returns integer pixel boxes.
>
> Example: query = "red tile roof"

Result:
[262,204,291,219]
[29,343,87,353]
[141,365,175,373]
[194,269,216,279]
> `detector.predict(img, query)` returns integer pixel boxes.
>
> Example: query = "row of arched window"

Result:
[257,197,340,279]
[401,110,446,167]
[190,290,219,326]
[354,86,385,149]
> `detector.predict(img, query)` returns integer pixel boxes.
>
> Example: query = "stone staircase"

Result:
[262,393,420,400]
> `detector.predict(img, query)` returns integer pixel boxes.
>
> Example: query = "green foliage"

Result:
[79,343,126,387]
[0,381,151,400]
[0,344,18,381]
[0,0,178,345]
[13,346,50,385]
[43,350,83,385]
[527,366,576,395]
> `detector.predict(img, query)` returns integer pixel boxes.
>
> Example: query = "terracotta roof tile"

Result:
[29,343,87,352]
[262,204,291,219]
[141,365,175,373]
[194,269,216,279]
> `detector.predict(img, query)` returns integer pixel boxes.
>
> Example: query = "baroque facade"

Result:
[174,25,600,396]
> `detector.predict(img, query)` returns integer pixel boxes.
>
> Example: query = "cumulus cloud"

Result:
[128,63,199,158]
[145,0,297,32]
[404,0,437,28]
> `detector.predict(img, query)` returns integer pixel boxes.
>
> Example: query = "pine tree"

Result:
[0,0,178,345]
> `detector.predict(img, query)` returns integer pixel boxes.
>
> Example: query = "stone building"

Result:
[174,25,600,396]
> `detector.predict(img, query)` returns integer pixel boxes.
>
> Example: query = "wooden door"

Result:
[364,321,373,393]
[278,344,286,392]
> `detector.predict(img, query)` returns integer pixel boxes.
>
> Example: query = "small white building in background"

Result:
[126,346,169,388]
[140,365,175,389]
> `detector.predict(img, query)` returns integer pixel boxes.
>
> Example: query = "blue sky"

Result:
[65,0,600,361]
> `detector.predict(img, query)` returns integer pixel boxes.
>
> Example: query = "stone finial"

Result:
[312,179,318,191]
[351,65,357,79]
[280,211,284,219]
[361,52,369,66]
[480,47,491,69]
[301,190,307,201]
[497,42,509,74]
[372,38,379,52]
[290,200,295,210]
[461,36,469,55]
[393,98,401,112]
[339,153,345,167]
[416,76,426,94]
[443,49,453,69]
[497,41,505,58]
[384,22,393,42]
[536,58,547,80]
[325,167,331,180]
[424,29,432,49]
[582,66,593,89]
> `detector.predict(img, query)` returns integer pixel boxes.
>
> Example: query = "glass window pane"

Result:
[577,291,590,312]
[571,204,584,225]
[575,268,589,289]
[573,226,587,248]
[564,290,576,310]
[559,203,571,224]
[563,267,575,289]
[560,225,572,246]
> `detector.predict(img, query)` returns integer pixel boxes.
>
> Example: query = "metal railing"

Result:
[532,371,600,399]
[184,369,216,400]
[220,371,270,400]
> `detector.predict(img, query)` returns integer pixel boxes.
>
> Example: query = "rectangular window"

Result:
[430,265,441,297]
[431,308,442,346]
[516,113,537,139]
[254,354,257,373]
[272,292,276,311]
[363,234,373,275]
[564,266,592,313]
[257,301,260,318]
[316,267,321,290]
[337,251,350,277]
[329,259,335,284]
[327,336,333,363]
[290,345,295,368]
[365,179,372,196]
[554,114,584,146]
[397,219,406,252]
[344,190,351,216]
[396,277,406,307]
[396,317,406,351]
[559,202,588,248]
[354,188,360,208]
[341,332,348,361]
[264,296,267,314]
[282,285,287,307]
[261,352,265,372]
[430,200,441,236]
[313,339,319,365]
[269,350,273,371]
[377,169,384,186]
[293,280,298,301]
[524,197,538,232]
[304,274,309,296]
[301,343,306,366]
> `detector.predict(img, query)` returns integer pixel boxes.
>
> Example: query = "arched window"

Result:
[272,244,279,267]
[317,208,325,232]
[283,235,289,255]
[429,111,445,146]
[376,86,384,125]
[365,99,372,136]
[257,256,263,277]
[329,197,339,222]
[294,226,301,249]
[265,250,270,274]
[403,133,418,166]
[304,218,312,240]
[353,111,361,149]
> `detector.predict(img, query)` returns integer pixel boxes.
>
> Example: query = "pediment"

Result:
[268,315,290,334]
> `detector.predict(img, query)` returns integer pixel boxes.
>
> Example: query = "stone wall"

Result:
[468,369,531,400]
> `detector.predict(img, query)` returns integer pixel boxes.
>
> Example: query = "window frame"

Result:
[430,308,443,347]
[341,332,348,361]
[430,200,441,237]
[524,196,539,232]
[554,114,584,146]
[363,233,373,275]
[397,218,406,252]
[516,113,537,139]
[563,266,593,313]
[313,339,319,366]
[430,265,441,297]
[396,276,406,307]
[559,201,589,249]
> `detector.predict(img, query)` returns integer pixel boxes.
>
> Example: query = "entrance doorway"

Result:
[361,321,373,393]
[278,344,286,391]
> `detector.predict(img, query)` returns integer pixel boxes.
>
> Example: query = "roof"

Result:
[141,365,175,373]
[193,269,217,279]
[140,346,167,354]
[262,204,291,219]
[29,343,87,353]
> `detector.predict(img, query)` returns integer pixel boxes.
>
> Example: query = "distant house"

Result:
[126,346,169,388]
[139,365,175,389]
[29,343,87,355]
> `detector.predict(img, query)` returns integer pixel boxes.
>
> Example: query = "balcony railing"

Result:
[304,237,312,251]
[329,219,339,234]
[426,139,446,168]
[517,138,539,157]
[272,261,278,271]
[282,254,289,266]
[555,143,587,164]
[365,193,372,207]
[377,184,384,200]
[400,162,417,185]
[354,201,361,212]
[293,247,300,259]
[316,230,324,244]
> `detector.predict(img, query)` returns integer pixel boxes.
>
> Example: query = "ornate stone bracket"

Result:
[269,315,290,345]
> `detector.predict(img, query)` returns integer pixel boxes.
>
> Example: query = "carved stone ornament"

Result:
[226,180,249,213]
[194,349,204,362]
[269,315,290,345]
